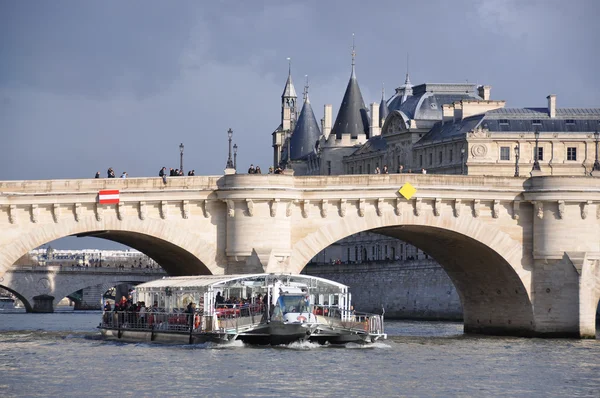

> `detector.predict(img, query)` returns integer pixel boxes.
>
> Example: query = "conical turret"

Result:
[290,77,321,160]
[330,39,370,139]
[379,86,389,125]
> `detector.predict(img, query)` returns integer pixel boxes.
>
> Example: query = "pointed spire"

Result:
[303,75,310,103]
[282,57,297,98]
[331,35,370,139]
[290,80,321,161]
[351,33,356,78]
[379,84,389,123]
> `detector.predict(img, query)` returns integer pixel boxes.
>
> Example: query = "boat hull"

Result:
[238,322,313,345]
[100,327,233,345]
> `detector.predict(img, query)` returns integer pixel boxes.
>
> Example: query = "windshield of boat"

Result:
[277,295,309,314]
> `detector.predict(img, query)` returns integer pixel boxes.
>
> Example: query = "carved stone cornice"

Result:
[513,201,520,220]
[301,200,310,218]
[226,200,235,218]
[139,201,147,220]
[321,199,328,218]
[31,204,38,223]
[492,200,500,219]
[394,198,402,216]
[557,200,565,219]
[414,198,421,217]
[376,198,384,217]
[8,205,17,224]
[117,202,125,220]
[339,199,347,217]
[473,199,480,218]
[270,199,279,218]
[358,199,365,217]
[160,201,168,220]
[95,203,103,221]
[533,201,543,219]
[581,200,591,220]
[454,199,461,218]
[52,203,60,223]
[202,200,210,218]
[74,203,81,222]
[246,199,254,217]
[433,198,441,217]
[182,200,189,219]
[286,201,293,217]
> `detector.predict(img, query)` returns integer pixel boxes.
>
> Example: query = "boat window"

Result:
[277,295,309,314]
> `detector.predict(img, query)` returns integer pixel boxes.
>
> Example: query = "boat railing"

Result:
[311,305,385,335]
[100,305,265,335]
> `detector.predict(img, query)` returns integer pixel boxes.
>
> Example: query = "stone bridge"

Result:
[0,174,599,337]
[0,266,165,312]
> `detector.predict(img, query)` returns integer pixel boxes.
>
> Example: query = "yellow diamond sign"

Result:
[399,183,417,200]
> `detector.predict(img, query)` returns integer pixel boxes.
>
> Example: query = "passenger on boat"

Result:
[215,292,225,305]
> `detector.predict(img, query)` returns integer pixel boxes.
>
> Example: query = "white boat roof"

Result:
[135,273,349,290]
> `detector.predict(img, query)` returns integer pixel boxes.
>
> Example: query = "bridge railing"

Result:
[10,265,166,274]
[100,306,265,334]
[312,305,385,335]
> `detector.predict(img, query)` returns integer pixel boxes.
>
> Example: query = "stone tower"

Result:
[272,60,298,168]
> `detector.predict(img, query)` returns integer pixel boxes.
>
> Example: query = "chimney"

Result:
[547,94,556,118]
[453,101,463,122]
[323,104,332,139]
[442,104,453,125]
[370,103,380,136]
[478,85,491,101]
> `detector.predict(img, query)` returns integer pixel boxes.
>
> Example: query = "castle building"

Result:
[270,45,600,265]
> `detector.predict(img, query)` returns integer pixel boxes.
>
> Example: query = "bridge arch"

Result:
[290,211,535,336]
[54,278,149,309]
[0,215,223,277]
[0,284,34,312]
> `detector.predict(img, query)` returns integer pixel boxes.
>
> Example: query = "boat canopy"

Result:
[135,273,348,294]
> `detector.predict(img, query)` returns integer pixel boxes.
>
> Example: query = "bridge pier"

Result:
[32,294,54,313]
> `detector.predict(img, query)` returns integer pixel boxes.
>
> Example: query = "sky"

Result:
[1,0,599,249]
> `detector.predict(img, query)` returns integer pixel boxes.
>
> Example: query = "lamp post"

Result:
[532,129,541,171]
[514,144,520,177]
[233,143,238,171]
[460,147,465,175]
[179,143,184,174]
[593,130,600,172]
[226,128,234,169]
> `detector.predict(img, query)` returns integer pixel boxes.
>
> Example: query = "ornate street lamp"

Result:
[460,147,465,175]
[179,143,184,173]
[532,129,541,171]
[226,128,234,169]
[233,143,238,171]
[514,144,520,177]
[593,130,600,172]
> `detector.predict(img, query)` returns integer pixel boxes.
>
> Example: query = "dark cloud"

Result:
[0,0,599,183]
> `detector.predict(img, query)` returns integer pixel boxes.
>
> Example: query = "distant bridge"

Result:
[0,265,166,312]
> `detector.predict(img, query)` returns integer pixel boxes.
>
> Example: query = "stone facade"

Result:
[305,260,462,320]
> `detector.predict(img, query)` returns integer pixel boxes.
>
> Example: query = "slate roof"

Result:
[416,108,600,146]
[290,94,321,160]
[349,135,388,157]
[387,83,481,121]
[379,93,389,123]
[331,65,370,139]
[282,70,297,98]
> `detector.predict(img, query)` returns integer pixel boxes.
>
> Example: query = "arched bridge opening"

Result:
[292,219,534,337]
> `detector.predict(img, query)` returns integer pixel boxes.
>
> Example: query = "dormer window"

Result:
[498,119,509,125]
[565,119,575,125]
[532,119,542,125]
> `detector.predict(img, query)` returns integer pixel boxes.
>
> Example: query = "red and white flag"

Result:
[98,190,120,204]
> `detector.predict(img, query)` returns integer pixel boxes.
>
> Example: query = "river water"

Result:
[0,310,599,397]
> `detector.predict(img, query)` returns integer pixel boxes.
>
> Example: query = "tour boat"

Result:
[98,273,386,345]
